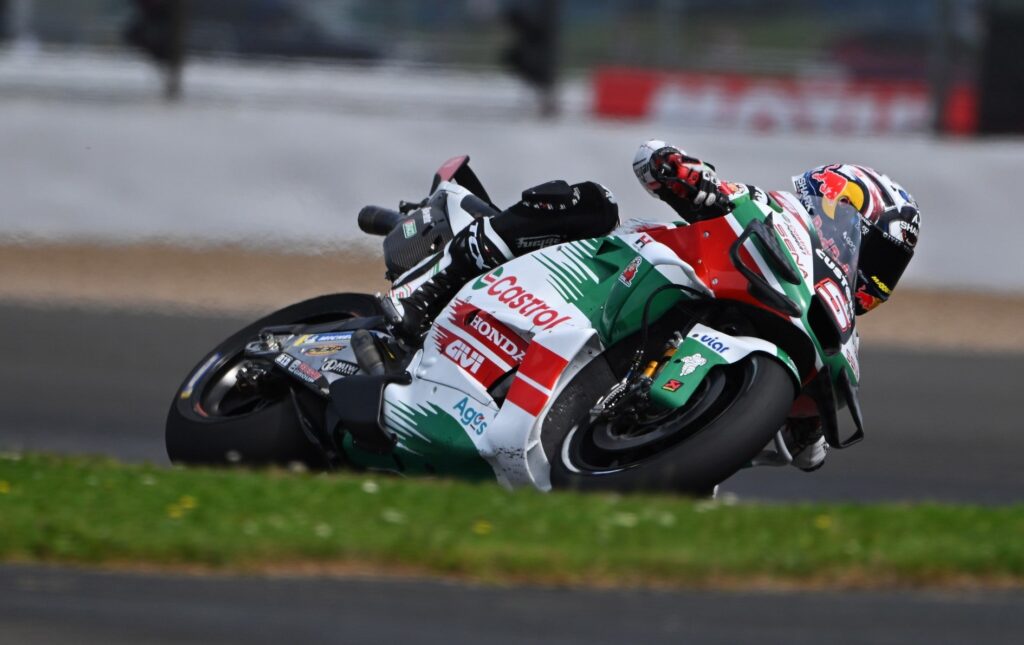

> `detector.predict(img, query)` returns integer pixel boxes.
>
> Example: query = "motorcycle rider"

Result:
[633,139,921,471]
[384,140,920,472]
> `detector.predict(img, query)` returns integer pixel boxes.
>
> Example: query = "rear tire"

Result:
[165,293,381,467]
[542,353,795,494]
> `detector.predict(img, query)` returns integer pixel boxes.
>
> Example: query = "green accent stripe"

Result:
[556,250,589,282]
[561,245,600,281]
[536,255,584,300]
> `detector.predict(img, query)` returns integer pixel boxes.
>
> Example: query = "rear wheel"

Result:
[542,353,795,494]
[165,293,381,467]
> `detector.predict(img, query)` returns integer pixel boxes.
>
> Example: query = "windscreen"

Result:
[804,195,862,335]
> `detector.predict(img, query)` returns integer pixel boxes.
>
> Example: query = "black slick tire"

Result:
[542,353,796,494]
[165,293,381,467]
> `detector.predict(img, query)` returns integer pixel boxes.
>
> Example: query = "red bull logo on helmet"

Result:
[810,165,865,219]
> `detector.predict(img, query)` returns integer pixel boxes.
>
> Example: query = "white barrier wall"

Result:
[0,93,1020,294]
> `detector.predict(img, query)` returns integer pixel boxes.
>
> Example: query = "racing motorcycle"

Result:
[167,156,865,494]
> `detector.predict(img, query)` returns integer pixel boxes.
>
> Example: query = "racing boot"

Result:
[382,218,512,344]
[782,417,828,472]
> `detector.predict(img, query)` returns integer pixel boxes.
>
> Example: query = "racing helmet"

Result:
[794,163,920,313]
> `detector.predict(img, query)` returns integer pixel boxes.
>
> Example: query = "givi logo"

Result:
[443,339,484,374]
[433,326,507,388]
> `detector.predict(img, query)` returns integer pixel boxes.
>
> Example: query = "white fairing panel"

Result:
[387,238,607,489]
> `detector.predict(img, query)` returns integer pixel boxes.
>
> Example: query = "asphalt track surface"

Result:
[1,564,1022,645]
[1,303,1021,503]
[2,303,1023,643]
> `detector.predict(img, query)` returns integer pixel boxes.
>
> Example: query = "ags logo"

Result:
[452,396,488,435]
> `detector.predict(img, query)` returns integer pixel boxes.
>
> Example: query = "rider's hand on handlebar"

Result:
[651,147,724,209]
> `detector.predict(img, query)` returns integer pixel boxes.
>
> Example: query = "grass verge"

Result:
[1,454,1022,589]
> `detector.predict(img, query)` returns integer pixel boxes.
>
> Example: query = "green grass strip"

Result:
[1,454,1022,589]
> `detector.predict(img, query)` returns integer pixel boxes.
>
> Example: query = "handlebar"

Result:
[358,205,404,236]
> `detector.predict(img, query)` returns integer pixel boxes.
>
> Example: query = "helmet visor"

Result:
[858,223,914,298]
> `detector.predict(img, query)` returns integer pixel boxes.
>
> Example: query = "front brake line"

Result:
[591,284,710,421]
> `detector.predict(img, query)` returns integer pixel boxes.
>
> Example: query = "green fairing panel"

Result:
[648,334,799,412]
[532,237,679,346]
[729,196,814,319]
[648,337,730,410]
[343,401,494,480]
[728,196,860,388]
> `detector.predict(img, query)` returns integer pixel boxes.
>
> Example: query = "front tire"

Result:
[542,353,796,494]
[165,293,381,467]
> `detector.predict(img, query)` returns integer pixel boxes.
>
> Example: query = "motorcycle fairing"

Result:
[344,348,496,479]
[730,192,865,447]
[376,325,596,489]
[648,323,800,410]
[481,327,599,490]
[642,194,864,447]
[382,211,812,487]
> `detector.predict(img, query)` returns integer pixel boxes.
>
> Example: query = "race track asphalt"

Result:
[1,302,1021,503]
[1,564,1022,645]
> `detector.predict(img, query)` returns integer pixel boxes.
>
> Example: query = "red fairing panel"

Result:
[650,219,794,320]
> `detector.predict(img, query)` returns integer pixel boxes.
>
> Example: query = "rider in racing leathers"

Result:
[632,139,921,471]
[384,141,920,472]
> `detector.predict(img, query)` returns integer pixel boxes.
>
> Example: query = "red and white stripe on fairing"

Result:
[505,341,568,417]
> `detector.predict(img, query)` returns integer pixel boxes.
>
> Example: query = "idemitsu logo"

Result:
[472,268,572,330]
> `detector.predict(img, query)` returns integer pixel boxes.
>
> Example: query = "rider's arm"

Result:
[632,140,730,222]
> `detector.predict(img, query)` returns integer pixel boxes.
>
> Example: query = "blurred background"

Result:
[1,0,1023,285]
[0,0,1016,128]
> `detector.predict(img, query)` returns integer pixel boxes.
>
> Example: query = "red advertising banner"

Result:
[593,67,976,135]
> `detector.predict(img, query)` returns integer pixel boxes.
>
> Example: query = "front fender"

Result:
[648,323,800,411]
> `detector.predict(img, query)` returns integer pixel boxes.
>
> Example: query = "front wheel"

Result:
[165,293,381,467]
[542,353,796,494]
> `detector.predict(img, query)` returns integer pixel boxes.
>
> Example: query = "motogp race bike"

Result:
[167,156,866,494]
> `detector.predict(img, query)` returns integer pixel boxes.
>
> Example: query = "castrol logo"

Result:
[472,268,572,330]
